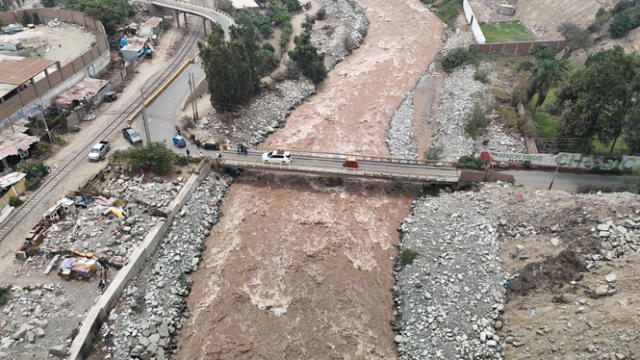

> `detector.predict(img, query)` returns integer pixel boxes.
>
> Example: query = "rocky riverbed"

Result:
[91,173,231,360]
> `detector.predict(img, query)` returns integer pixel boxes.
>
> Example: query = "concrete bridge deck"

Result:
[216,149,462,183]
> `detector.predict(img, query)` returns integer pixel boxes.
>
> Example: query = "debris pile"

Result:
[91,173,231,359]
[42,176,183,259]
[0,283,75,358]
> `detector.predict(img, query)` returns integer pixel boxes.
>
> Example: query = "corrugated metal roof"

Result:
[0,129,38,159]
[0,57,55,85]
[142,17,163,28]
[52,77,109,106]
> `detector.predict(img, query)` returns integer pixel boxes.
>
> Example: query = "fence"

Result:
[462,0,486,44]
[469,40,566,56]
[0,8,110,124]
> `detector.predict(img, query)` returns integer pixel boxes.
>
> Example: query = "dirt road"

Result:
[177,0,442,358]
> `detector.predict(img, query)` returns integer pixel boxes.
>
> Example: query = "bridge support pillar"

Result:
[175,10,180,28]
[202,18,207,35]
[183,12,189,28]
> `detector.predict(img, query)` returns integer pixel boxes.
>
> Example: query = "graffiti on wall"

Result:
[482,151,640,171]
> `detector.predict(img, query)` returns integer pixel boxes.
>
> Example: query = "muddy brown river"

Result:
[177,1,442,358]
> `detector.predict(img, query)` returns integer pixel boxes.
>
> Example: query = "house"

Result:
[52,77,110,110]
[119,37,153,60]
[139,17,163,41]
[0,171,26,209]
[0,121,39,175]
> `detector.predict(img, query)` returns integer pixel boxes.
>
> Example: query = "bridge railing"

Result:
[255,146,458,168]
[219,157,461,182]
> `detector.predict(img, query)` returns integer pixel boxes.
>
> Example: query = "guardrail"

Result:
[149,0,236,28]
[219,157,461,183]
[255,146,458,167]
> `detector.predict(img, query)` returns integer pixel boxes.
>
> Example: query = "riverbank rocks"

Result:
[92,174,231,359]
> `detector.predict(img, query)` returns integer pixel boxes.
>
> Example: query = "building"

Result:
[139,16,163,41]
[119,37,153,60]
[0,119,39,175]
[52,77,110,110]
[0,55,62,111]
[0,171,26,207]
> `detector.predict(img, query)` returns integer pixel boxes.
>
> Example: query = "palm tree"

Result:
[518,48,568,114]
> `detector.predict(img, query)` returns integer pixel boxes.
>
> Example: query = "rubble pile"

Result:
[0,283,73,358]
[394,184,510,360]
[43,176,184,259]
[312,0,368,69]
[92,173,231,359]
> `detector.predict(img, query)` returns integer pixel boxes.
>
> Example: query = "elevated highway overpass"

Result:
[147,0,236,38]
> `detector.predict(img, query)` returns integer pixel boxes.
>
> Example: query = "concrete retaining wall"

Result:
[68,160,212,359]
[463,0,486,44]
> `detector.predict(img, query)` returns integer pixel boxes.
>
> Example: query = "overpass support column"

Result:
[176,10,180,28]
[183,12,188,28]
[202,18,207,35]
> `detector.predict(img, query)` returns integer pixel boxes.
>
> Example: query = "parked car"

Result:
[122,127,143,145]
[88,141,110,161]
[103,91,117,102]
[262,150,292,164]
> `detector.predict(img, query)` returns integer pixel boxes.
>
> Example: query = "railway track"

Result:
[0,28,202,244]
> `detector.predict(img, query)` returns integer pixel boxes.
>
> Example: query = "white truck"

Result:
[88,141,110,161]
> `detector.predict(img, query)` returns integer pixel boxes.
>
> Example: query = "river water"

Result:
[177,0,443,358]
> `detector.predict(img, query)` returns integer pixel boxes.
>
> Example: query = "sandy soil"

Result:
[177,0,443,358]
[498,192,640,359]
[0,23,97,65]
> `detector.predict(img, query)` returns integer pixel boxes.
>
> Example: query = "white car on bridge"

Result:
[262,150,292,164]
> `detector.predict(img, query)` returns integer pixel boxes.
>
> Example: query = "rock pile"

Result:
[312,0,368,69]
[0,283,73,358]
[93,173,231,359]
[197,80,316,146]
[394,185,510,360]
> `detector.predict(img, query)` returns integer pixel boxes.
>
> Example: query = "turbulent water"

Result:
[177,0,443,358]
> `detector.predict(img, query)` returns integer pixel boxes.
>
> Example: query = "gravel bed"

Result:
[394,185,509,360]
[92,173,231,359]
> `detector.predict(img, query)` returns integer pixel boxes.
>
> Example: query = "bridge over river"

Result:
[215,149,515,184]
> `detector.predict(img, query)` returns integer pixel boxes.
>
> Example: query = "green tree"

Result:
[284,0,301,12]
[113,142,175,174]
[288,31,327,83]
[32,12,41,25]
[42,0,57,7]
[556,46,640,154]
[21,11,32,26]
[518,47,568,113]
[61,0,132,35]
[609,3,640,38]
[558,22,592,51]
[199,23,261,112]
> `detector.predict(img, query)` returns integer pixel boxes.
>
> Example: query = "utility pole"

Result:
[188,72,198,123]
[38,104,54,143]
[548,164,560,190]
[141,89,151,143]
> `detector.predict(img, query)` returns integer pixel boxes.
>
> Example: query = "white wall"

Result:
[463,0,486,44]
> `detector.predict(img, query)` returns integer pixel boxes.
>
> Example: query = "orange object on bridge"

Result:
[343,156,358,168]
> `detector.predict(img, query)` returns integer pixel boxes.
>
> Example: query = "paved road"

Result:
[508,169,637,193]
[132,60,205,151]
[218,150,461,183]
